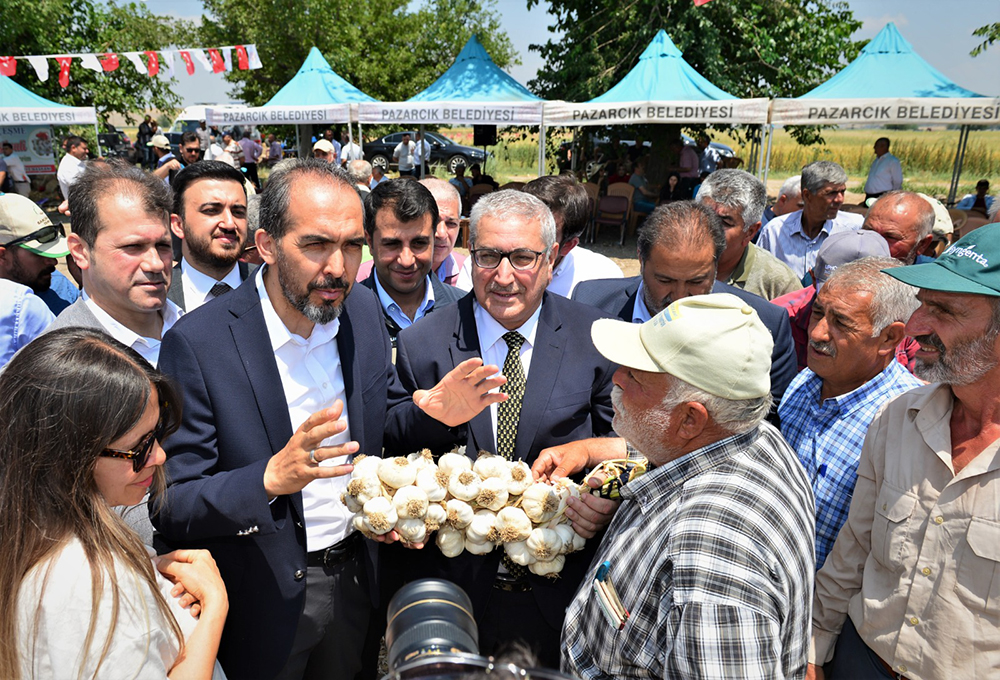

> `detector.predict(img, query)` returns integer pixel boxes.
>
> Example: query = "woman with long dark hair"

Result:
[0,328,228,679]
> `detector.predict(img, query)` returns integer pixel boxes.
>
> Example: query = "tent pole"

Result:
[762,125,774,187]
[358,121,363,155]
[537,123,546,177]
[296,125,302,159]
[94,123,103,157]
[947,125,970,206]
[419,124,425,179]
[571,128,578,174]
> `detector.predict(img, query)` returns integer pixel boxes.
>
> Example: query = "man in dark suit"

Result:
[573,200,797,416]
[384,190,619,668]
[360,179,463,349]
[155,159,506,680]
[167,161,254,312]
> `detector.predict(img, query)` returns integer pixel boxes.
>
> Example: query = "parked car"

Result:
[98,124,137,164]
[364,130,489,174]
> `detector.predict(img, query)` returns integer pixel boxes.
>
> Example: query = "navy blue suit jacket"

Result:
[572,276,797,413]
[155,270,408,679]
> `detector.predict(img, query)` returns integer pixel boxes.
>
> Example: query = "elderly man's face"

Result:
[905,289,1000,385]
[803,182,846,222]
[807,281,891,389]
[432,195,461,270]
[640,239,716,315]
[863,200,928,264]
[611,366,680,464]
[774,191,803,217]
[701,197,754,275]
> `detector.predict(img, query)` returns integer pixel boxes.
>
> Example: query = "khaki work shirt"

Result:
[811,383,1000,680]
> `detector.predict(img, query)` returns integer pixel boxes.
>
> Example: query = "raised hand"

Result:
[413,358,508,427]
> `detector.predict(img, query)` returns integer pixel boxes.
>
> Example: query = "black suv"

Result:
[364,130,488,174]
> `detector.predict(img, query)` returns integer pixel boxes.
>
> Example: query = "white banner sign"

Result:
[0,106,96,125]
[358,102,543,126]
[771,97,1000,125]
[544,98,770,126]
[0,125,57,174]
[206,104,352,126]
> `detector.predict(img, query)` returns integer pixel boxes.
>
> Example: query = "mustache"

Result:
[308,275,349,292]
[913,333,947,353]
[809,339,837,357]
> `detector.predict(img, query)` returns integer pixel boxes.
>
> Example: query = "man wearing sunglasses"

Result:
[0,192,78,315]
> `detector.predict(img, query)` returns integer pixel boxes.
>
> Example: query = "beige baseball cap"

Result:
[917,193,953,237]
[591,293,773,400]
[0,192,69,258]
[312,139,335,154]
[147,134,171,150]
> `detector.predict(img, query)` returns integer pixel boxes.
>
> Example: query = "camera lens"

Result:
[385,579,479,672]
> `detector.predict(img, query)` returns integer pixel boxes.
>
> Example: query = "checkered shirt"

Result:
[561,423,816,679]
[778,361,922,568]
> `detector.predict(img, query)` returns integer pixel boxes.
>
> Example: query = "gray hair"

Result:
[778,174,802,200]
[246,194,261,238]
[637,201,725,264]
[697,169,767,231]
[347,160,372,185]
[661,376,772,435]
[420,177,462,215]
[871,191,935,241]
[258,158,359,239]
[801,161,848,194]
[824,257,920,335]
[469,190,556,250]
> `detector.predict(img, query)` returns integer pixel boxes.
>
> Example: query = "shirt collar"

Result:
[372,269,435,320]
[728,244,754,285]
[632,281,654,323]
[789,210,834,239]
[81,289,182,348]
[812,360,913,416]
[256,264,340,352]
[473,297,543,352]
[436,253,460,283]
[181,257,242,302]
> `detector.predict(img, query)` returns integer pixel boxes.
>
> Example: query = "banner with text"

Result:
[358,102,543,126]
[544,99,770,126]
[771,97,1000,125]
[206,104,351,126]
[0,106,97,126]
[0,125,58,174]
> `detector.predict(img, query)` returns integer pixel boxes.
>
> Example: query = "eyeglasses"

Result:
[2,223,65,249]
[470,247,547,271]
[100,404,169,473]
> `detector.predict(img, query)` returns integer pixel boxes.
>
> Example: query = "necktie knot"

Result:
[502,331,525,352]
[209,281,233,298]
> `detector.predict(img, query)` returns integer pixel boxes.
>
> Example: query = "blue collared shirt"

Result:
[372,270,436,330]
[778,360,922,567]
[0,279,54,368]
[757,210,864,280]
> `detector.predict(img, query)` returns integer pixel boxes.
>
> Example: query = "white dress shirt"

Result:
[372,270,436,329]
[57,153,85,200]
[864,152,903,195]
[473,300,542,448]
[257,270,353,552]
[180,257,242,312]
[82,290,182,367]
[549,246,624,298]
[340,142,363,165]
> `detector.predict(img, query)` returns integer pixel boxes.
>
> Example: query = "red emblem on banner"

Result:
[180,50,195,75]
[56,56,72,88]
[236,45,249,70]
[100,53,119,71]
[144,51,159,77]
[208,49,225,73]
[0,57,16,76]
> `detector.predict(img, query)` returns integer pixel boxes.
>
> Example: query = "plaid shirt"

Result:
[778,361,922,568]
[561,423,815,679]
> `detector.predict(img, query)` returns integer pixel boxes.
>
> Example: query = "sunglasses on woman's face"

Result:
[100,405,168,473]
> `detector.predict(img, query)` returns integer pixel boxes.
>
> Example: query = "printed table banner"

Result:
[206,104,352,126]
[543,98,770,126]
[0,125,58,174]
[771,97,1000,125]
[358,102,544,126]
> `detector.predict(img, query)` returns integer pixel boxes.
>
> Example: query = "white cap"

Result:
[147,134,171,150]
[591,293,773,400]
[917,193,953,237]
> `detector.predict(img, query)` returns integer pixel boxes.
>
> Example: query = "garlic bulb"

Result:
[362,496,397,535]
[520,483,560,523]
[396,517,428,544]
[554,524,578,553]
[351,454,382,479]
[465,537,495,555]
[437,452,472,478]
[466,510,498,544]
[504,539,536,566]
[392,486,429,519]
[526,528,563,562]
[507,461,533,496]
[407,448,436,471]
[529,554,565,577]
[341,490,363,513]
[346,475,381,505]
[475,477,510,512]
[378,456,418,488]
[474,454,512,482]
[424,502,447,531]
[436,525,465,558]
[445,499,475,529]
[352,512,366,533]
[416,466,447,502]
[448,469,481,502]
[495,506,532,543]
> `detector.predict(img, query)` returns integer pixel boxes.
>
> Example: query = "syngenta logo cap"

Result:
[943,243,990,268]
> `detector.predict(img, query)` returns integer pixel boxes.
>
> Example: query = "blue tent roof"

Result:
[265,47,376,106]
[802,23,985,99]
[0,74,86,110]
[590,30,737,103]
[409,35,541,102]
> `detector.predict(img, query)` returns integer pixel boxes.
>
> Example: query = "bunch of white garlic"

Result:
[342,449,588,577]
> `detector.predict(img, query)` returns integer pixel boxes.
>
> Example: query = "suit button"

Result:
[294,569,305,581]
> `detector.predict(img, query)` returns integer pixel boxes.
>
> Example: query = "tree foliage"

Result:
[199,0,517,105]
[1,0,191,126]
[971,23,1000,57]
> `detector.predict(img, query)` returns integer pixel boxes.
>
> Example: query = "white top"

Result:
[548,246,624,298]
[372,269,436,329]
[413,139,432,165]
[57,153,85,200]
[16,537,225,680]
[436,252,463,285]
[473,300,542,449]
[757,210,864,280]
[340,142,363,165]
[257,269,353,551]
[4,152,29,182]
[393,141,415,171]
[864,152,903,194]
[82,291,182,367]
[180,257,242,313]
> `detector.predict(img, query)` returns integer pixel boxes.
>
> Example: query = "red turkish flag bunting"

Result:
[208,49,225,73]
[0,57,16,76]
[180,50,195,75]
[144,51,159,77]
[56,56,72,88]
[100,53,119,71]
[693,0,715,5]
[236,45,249,70]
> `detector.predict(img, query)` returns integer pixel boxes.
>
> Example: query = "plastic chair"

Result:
[593,195,630,245]
[468,183,494,209]
[582,182,600,240]
[947,209,968,236]
[606,183,635,239]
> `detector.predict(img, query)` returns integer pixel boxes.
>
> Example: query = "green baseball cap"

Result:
[884,223,1000,297]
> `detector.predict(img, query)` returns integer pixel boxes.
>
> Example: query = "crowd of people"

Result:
[1,126,1000,680]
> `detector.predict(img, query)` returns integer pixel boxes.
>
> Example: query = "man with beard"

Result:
[154,159,507,680]
[167,161,254,312]
[808,222,1000,680]
[560,294,815,679]
[861,190,935,266]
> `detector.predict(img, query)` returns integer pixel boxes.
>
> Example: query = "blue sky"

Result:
[135,0,999,105]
